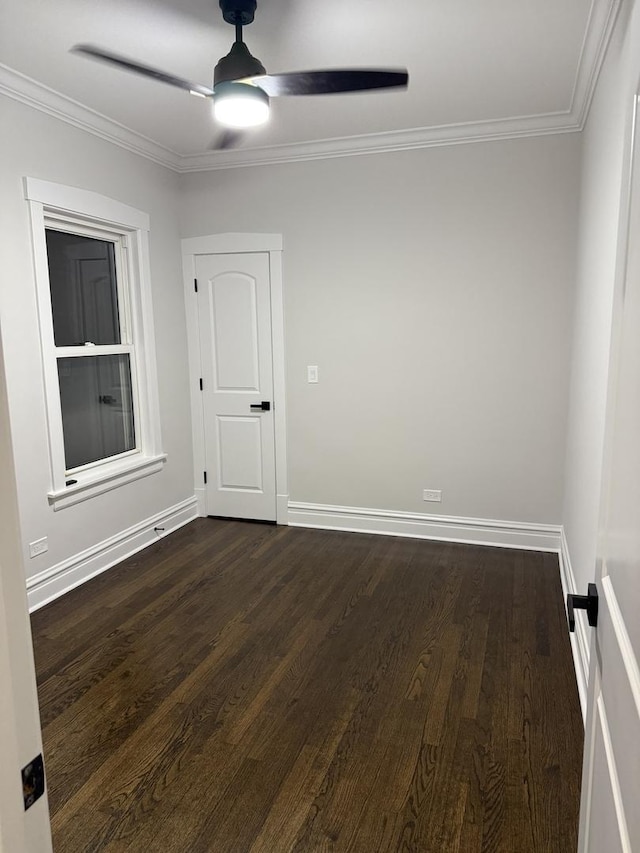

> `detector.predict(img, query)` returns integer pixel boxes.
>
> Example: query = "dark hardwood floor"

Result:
[31,518,583,852]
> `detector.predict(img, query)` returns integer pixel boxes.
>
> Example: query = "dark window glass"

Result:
[57,355,135,470]
[46,229,120,346]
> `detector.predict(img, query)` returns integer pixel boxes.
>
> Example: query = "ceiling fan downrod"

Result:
[214,0,265,86]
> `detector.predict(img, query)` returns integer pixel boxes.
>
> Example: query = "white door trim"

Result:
[181,234,288,523]
[0,327,53,852]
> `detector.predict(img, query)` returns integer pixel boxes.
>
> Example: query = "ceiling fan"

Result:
[72,0,409,148]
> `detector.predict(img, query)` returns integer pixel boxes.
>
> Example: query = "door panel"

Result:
[211,273,260,391]
[579,98,640,853]
[587,700,628,853]
[196,252,276,521]
[596,583,639,848]
[217,416,263,490]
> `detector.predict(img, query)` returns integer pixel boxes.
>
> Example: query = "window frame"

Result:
[25,178,166,511]
[47,221,139,474]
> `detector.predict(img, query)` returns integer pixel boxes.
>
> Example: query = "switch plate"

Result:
[307,365,319,383]
[29,537,48,558]
[423,490,442,502]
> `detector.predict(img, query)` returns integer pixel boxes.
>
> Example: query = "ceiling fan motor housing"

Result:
[219,0,257,26]
[214,40,266,86]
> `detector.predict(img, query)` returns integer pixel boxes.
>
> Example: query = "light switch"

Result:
[307,365,319,383]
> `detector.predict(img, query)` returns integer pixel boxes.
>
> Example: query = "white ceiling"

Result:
[0,0,617,170]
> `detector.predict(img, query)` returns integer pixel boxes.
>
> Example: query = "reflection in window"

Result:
[57,355,135,470]
[46,230,120,346]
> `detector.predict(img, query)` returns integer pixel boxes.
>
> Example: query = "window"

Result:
[25,178,165,510]
[47,226,137,471]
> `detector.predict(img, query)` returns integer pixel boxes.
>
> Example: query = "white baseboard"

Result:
[288,501,563,552]
[27,496,198,612]
[559,528,589,722]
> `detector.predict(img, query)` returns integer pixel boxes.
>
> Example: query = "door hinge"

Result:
[204,471,207,484]
[199,377,203,391]
[194,278,198,293]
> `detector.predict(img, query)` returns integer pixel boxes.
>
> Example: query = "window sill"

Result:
[47,453,167,511]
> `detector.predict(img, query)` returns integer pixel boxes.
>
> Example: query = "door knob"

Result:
[566,583,599,632]
[250,401,271,411]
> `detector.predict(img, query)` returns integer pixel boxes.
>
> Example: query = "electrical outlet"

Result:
[29,537,48,558]
[423,489,442,502]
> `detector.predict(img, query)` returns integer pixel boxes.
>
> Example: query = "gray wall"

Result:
[0,84,586,596]
[0,96,192,581]
[180,135,581,523]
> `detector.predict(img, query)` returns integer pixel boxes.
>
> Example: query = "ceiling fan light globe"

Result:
[214,82,270,128]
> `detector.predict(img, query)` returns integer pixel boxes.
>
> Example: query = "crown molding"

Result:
[0,63,181,172]
[177,111,580,172]
[177,0,620,171]
[0,0,621,173]
[569,0,623,127]
[0,63,581,174]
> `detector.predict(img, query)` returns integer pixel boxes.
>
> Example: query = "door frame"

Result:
[0,325,53,852]
[181,233,288,523]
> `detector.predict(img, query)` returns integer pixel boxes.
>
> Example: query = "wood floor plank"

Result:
[31,519,583,852]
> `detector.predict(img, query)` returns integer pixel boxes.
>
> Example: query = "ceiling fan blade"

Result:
[209,130,245,150]
[71,44,214,98]
[247,69,408,97]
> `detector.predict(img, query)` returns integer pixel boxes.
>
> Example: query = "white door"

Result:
[576,101,640,853]
[196,252,276,521]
